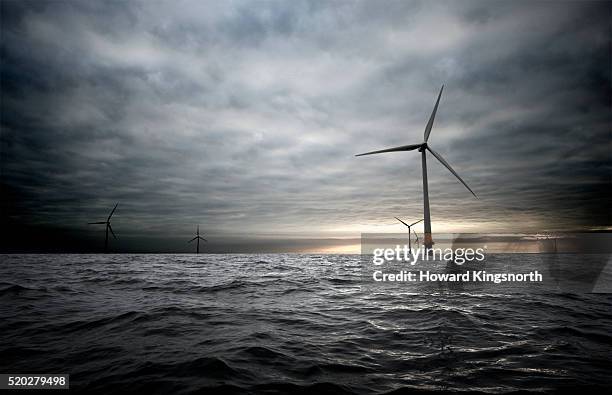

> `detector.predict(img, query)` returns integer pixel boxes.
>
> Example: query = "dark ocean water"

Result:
[1,254,611,394]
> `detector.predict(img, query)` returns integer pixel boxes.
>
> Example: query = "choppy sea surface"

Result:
[1,254,611,394]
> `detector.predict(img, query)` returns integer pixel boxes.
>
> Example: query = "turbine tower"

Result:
[356,86,477,249]
[188,225,207,254]
[88,203,118,253]
[395,217,423,251]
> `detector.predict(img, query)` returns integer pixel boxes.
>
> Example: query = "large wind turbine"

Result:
[188,225,207,254]
[395,217,423,251]
[356,86,477,249]
[88,203,118,253]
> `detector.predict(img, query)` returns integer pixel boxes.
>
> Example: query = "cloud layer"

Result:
[1,0,610,250]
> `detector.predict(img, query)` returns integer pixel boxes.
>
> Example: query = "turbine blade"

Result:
[188,237,197,243]
[88,222,107,224]
[413,229,419,243]
[410,219,424,227]
[200,237,208,242]
[424,85,444,143]
[355,143,421,157]
[427,146,477,198]
[108,223,117,239]
[107,202,119,221]
[394,217,410,227]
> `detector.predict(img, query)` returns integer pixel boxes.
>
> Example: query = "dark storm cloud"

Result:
[1,0,610,251]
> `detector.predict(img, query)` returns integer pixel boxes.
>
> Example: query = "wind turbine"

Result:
[88,203,118,253]
[188,225,207,254]
[395,217,423,251]
[356,85,477,249]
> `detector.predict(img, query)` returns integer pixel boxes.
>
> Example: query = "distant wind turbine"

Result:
[395,217,423,251]
[356,85,477,249]
[188,225,207,254]
[88,203,118,253]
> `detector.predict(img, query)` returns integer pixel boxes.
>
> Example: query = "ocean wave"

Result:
[1,253,611,393]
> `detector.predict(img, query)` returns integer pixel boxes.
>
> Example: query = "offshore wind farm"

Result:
[188,225,207,254]
[1,1,610,394]
[87,203,119,253]
[356,86,477,249]
[395,217,423,251]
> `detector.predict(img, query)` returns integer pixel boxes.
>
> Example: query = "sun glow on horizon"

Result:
[301,243,362,254]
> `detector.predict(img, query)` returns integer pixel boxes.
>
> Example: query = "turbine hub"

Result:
[418,143,427,152]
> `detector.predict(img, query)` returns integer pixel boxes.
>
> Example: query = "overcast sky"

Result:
[1,0,610,252]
